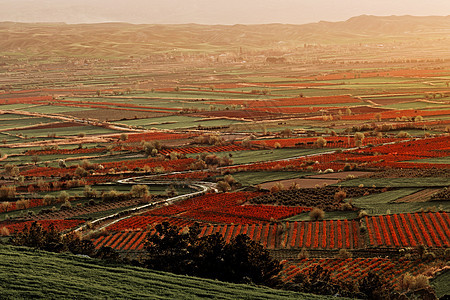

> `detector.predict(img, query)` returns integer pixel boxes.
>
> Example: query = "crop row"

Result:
[116,132,195,143]
[105,216,198,232]
[213,95,359,107]
[248,136,403,149]
[280,257,429,289]
[96,220,361,252]
[0,96,53,105]
[250,186,382,210]
[106,192,313,230]
[340,109,450,121]
[26,147,105,156]
[158,144,248,155]
[98,212,450,251]
[21,158,196,177]
[365,212,450,248]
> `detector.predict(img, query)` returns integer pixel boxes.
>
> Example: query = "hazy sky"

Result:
[2,0,450,24]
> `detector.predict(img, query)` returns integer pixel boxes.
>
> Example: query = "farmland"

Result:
[0,16,449,299]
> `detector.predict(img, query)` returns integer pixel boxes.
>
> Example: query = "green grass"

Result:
[11,125,120,137]
[348,188,450,215]
[188,148,334,165]
[406,156,450,164]
[431,269,450,299]
[231,171,312,187]
[335,178,450,188]
[383,101,448,110]
[350,188,421,214]
[22,105,97,114]
[0,117,55,130]
[285,210,359,221]
[114,115,246,130]
[0,244,332,300]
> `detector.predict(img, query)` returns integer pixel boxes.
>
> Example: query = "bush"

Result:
[130,185,150,198]
[336,249,352,259]
[58,191,70,203]
[0,186,16,201]
[334,190,347,202]
[43,195,57,206]
[102,190,129,202]
[309,207,325,221]
[217,181,231,193]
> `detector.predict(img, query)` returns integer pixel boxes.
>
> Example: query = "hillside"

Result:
[1,15,450,58]
[0,244,334,300]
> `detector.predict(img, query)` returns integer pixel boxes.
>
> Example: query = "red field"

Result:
[280,257,430,289]
[365,212,450,248]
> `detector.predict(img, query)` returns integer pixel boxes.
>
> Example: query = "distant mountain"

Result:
[1,15,449,58]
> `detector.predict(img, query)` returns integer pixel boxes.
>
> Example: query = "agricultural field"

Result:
[0,17,449,299]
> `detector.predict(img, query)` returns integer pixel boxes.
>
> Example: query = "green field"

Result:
[350,188,450,215]
[0,245,332,300]
[285,210,359,221]
[335,177,450,188]
[431,269,450,299]
[231,171,313,187]
[188,148,334,165]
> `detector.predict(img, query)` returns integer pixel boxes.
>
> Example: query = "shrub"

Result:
[130,185,150,198]
[337,249,352,259]
[297,248,309,259]
[0,186,16,201]
[102,190,129,202]
[216,181,231,193]
[58,191,70,203]
[334,190,347,202]
[309,207,325,221]
[43,195,57,206]
[83,185,98,198]
[316,137,327,148]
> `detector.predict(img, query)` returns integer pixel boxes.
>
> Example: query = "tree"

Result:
[309,207,325,221]
[58,159,67,168]
[57,191,70,203]
[354,132,365,147]
[75,166,88,178]
[165,185,178,197]
[119,133,128,142]
[83,185,98,198]
[10,222,96,256]
[280,128,292,137]
[4,164,19,177]
[289,265,358,297]
[345,107,352,116]
[0,186,16,201]
[316,137,327,148]
[216,180,231,192]
[372,113,381,122]
[130,184,149,198]
[31,155,40,165]
[144,222,281,286]
[359,272,393,300]
[334,190,347,202]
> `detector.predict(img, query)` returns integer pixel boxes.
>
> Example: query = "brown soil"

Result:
[307,171,374,180]
[259,178,340,190]
[394,188,441,203]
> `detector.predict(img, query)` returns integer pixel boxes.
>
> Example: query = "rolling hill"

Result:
[1,15,450,58]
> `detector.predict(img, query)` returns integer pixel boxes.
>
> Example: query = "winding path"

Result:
[74,177,217,233]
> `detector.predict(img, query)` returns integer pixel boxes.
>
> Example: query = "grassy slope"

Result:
[0,244,334,300]
[431,269,450,298]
